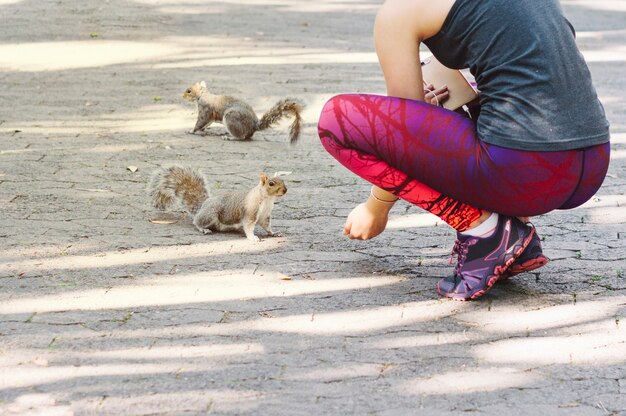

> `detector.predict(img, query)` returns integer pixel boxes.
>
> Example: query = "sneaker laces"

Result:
[449,239,471,276]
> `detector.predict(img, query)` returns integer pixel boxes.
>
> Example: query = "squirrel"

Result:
[182,81,305,144]
[148,165,287,242]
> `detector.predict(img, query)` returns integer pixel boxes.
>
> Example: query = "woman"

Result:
[317,0,610,300]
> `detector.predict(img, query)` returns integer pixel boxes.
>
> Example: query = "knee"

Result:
[317,94,350,144]
[318,94,349,123]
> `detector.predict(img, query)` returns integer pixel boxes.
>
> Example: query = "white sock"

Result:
[460,213,499,238]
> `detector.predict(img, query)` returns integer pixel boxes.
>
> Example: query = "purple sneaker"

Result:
[499,230,549,279]
[437,215,535,301]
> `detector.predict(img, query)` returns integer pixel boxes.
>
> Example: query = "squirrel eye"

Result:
[268,180,275,186]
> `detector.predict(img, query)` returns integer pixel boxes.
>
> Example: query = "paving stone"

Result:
[0,0,624,414]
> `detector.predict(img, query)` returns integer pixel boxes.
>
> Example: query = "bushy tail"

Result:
[258,98,305,144]
[148,165,209,215]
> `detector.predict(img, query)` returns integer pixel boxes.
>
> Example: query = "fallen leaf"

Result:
[33,357,49,367]
[280,277,292,281]
[150,219,178,224]
[76,188,111,193]
[127,165,138,173]
[274,171,292,177]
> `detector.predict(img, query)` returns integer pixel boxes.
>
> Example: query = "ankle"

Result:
[466,211,493,230]
[460,212,499,238]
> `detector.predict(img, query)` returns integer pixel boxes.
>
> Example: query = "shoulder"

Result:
[375,0,456,41]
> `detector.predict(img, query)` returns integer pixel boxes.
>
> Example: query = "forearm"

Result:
[366,186,399,213]
[370,186,398,202]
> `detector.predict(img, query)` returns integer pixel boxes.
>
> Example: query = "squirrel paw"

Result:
[247,235,261,242]
[198,228,213,235]
[223,134,248,141]
[267,231,283,237]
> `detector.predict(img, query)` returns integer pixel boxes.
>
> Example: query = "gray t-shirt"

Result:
[423,0,610,151]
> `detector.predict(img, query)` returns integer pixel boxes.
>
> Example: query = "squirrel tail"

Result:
[148,165,210,215]
[258,98,305,144]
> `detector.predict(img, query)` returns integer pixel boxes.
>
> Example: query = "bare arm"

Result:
[374,0,455,99]
[343,0,455,241]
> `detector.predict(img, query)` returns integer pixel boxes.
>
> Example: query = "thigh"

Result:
[319,93,477,175]
[319,93,487,200]
[318,93,587,216]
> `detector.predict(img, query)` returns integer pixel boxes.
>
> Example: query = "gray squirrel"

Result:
[182,81,304,143]
[149,165,287,242]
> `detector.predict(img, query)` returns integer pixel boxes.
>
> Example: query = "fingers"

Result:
[433,84,448,95]
[343,223,374,240]
[343,220,365,240]
[424,84,447,95]
[343,226,360,240]
[435,89,449,103]
[424,84,449,106]
[343,221,352,237]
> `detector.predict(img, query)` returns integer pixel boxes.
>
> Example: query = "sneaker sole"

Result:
[499,255,550,280]
[438,226,536,301]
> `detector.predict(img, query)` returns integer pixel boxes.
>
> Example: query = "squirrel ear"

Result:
[200,81,207,88]
[260,173,268,184]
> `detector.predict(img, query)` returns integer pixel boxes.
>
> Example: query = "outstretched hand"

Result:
[343,201,391,240]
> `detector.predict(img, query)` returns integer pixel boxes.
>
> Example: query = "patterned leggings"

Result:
[317,94,610,231]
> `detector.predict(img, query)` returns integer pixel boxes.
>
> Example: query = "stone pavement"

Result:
[0,0,625,415]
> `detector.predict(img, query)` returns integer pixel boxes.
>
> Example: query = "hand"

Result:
[424,83,449,107]
[343,201,391,240]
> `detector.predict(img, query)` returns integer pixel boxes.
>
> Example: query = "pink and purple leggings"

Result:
[318,94,610,231]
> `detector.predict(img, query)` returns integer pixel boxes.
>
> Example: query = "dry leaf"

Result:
[127,165,138,173]
[33,357,49,367]
[280,277,292,281]
[149,219,178,224]
[76,188,111,193]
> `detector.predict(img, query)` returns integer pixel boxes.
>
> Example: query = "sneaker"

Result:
[499,230,549,279]
[437,216,535,301]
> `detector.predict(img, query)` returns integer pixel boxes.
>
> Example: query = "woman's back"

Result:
[424,0,610,151]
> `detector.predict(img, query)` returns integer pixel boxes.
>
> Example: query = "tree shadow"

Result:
[0,0,625,414]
